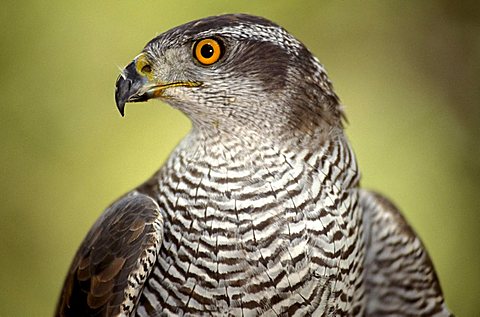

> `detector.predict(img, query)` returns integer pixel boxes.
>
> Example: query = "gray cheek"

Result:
[153,48,196,82]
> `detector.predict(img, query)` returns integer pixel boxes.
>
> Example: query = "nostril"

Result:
[141,64,152,74]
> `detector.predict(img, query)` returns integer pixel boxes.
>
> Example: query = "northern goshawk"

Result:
[56,14,452,316]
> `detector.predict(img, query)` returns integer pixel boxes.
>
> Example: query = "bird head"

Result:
[115,14,343,136]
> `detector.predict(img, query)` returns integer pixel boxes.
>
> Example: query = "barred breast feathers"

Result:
[135,126,365,315]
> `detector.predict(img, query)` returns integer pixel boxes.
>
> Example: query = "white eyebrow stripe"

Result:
[195,24,303,55]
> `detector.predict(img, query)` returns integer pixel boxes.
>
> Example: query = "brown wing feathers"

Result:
[56,194,163,317]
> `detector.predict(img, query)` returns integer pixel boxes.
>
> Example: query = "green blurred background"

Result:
[1,1,478,316]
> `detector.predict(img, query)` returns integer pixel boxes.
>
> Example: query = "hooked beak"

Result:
[115,61,149,117]
[115,60,201,117]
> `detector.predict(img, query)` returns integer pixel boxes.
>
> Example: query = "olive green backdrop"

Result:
[1,1,478,316]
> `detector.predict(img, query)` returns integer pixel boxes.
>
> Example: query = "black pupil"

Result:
[200,43,214,58]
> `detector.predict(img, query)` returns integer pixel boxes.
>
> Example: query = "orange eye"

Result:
[193,38,222,65]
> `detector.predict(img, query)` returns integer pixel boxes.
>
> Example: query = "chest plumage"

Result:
[134,131,364,315]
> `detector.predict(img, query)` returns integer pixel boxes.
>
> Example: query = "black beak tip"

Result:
[115,75,129,117]
[116,98,126,117]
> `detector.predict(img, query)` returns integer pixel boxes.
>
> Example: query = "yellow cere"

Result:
[135,54,154,80]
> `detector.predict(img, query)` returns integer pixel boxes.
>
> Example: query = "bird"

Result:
[55,14,452,316]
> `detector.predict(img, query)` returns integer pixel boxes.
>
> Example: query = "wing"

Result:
[55,193,164,317]
[359,190,452,317]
